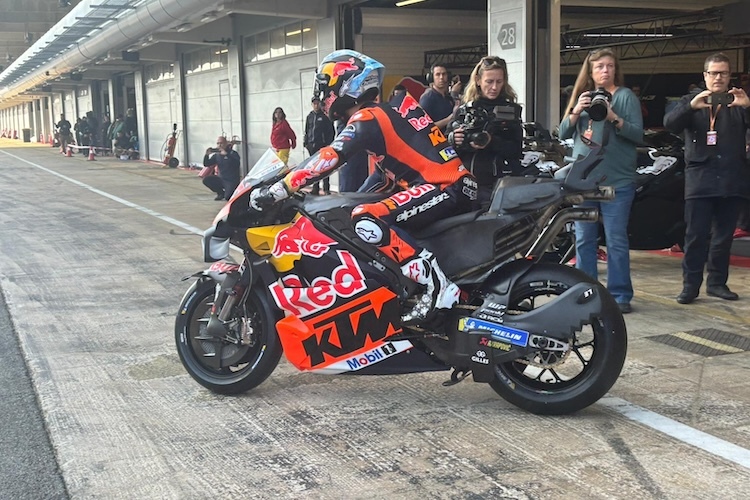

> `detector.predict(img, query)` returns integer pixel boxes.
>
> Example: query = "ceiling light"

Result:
[286,28,311,37]
[200,11,218,23]
[395,0,428,6]
[583,33,673,38]
[175,23,192,33]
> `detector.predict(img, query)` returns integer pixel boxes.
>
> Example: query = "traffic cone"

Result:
[87,146,96,161]
[66,145,72,157]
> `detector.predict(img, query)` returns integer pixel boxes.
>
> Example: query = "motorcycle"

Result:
[175,146,627,415]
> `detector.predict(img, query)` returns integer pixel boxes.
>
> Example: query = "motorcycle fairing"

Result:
[275,286,406,373]
[246,216,339,273]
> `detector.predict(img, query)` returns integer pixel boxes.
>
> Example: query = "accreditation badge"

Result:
[707,130,717,146]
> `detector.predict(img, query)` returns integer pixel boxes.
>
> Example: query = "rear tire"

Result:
[175,279,282,394]
[487,263,627,415]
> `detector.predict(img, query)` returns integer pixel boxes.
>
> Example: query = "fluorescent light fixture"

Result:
[175,23,192,33]
[396,0,428,6]
[286,28,311,37]
[214,49,228,54]
[200,11,218,23]
[583,33,673,38]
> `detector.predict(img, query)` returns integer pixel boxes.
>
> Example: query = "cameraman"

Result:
[559,47,643,314]
[446,56,523,199]
[664,52,750,304]
[202,136,241,201]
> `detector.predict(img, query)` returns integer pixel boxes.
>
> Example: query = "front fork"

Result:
[204,260,251,342]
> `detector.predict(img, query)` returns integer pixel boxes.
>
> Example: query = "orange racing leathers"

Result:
[277,92,477,266]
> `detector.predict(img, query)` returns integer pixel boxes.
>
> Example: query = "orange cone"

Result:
[66,146,72,157]
[87,146,96,161]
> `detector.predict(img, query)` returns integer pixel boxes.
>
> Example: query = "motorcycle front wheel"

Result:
[488,263,627,415]
[175,279,283,394]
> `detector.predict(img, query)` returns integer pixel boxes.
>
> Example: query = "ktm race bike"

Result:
[175,147,627,415]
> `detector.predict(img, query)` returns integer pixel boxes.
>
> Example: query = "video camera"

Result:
[456,101,521,148]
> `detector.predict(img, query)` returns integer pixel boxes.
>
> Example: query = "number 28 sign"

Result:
[498,22,517,50]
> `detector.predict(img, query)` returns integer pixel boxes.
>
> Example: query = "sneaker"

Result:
[733,228,750,239]
[597,248,607,262]
[669,244,683,253]
[618,302,632,314]
[400,250,459,325]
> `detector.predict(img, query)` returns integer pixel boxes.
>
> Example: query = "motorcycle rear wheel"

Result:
[488,263,627,415]
[175,279,282,394]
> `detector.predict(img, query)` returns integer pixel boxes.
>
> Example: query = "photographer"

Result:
[559,47,643,314]
[664,52,750,304]
[446,56,523,199]
[202,136,241,201]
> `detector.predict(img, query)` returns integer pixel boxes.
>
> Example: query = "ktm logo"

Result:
[303,293,402,367]
[429,125,447,146]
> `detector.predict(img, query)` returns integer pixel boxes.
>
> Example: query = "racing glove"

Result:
[249,181,290,211]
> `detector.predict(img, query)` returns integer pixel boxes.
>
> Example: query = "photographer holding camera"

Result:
[446,56,523,199]
[559,47,643,314]
[202,135,241,201]
[664,52,750,305]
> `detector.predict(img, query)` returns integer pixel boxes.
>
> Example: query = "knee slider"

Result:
[352,214,390,246]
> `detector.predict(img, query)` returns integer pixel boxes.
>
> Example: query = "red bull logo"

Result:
[321,58,359,87]
[272,217,337,258]
[393,93,420,118]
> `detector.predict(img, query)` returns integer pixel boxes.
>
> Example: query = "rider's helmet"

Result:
[314,50,385,120]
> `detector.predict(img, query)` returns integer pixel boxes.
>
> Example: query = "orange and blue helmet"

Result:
[315,50,385,120]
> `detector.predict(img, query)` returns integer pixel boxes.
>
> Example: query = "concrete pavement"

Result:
[1,138,750,498]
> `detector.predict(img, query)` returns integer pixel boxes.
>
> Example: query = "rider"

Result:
[249,50,478,324]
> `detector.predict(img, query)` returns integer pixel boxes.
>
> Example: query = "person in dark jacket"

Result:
[304,96,335,195]
[664,52,750,304]
[446,56,523,202]
[202,136,241,201]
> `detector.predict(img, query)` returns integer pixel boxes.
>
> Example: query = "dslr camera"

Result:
[706,92,734,106]
[587,87,612,121]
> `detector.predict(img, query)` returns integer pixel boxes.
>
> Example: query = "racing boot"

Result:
[400,249,460,325]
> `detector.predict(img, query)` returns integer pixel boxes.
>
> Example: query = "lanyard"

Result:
[709,104,721,132]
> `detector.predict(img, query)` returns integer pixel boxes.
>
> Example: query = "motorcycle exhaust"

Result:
[525,207,599,260]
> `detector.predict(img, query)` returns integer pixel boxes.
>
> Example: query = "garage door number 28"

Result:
[499,22,517,50]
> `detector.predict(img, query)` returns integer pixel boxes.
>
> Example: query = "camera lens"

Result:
[469,131,491,148]
[587,88,611,121]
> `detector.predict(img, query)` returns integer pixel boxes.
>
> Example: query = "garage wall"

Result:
[75,87,92,119]
[357,7,487,91]
[184,68,232,166]
[244,51,318,166]
[144,79,177,163]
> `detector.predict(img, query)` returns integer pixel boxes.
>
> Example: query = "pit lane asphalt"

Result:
[1,141,750,499]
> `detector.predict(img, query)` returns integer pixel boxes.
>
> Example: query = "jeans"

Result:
[682,196,741,289]
[575,183,636,304]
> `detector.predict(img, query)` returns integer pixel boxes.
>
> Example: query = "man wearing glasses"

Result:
[664,52,750,304]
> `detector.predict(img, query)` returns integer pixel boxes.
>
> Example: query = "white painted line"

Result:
[6,150,750,472]
[1,150,204,236]
[600,397,750,470]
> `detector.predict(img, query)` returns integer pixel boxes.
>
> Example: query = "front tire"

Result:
[488,263,627,415]
[175,279,283,394]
